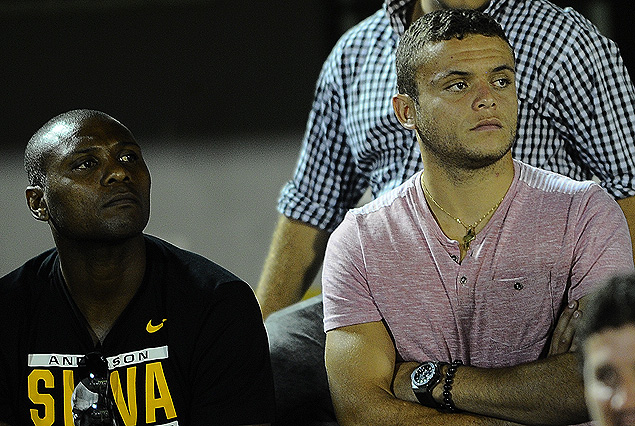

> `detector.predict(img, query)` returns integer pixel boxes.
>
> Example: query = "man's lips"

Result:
[103,192,141,207]
[471,119,503,131]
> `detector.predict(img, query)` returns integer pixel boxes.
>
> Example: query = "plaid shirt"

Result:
[279,0,635,233]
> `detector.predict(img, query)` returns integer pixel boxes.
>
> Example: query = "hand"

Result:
[392,361,419,403]
[548,300,582,356]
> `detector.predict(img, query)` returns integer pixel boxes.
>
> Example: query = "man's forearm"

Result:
[327,324,523,426]
[256,214,329,319]
[394,354,587,425]
[335,392,523,426]
[452,353,586,425]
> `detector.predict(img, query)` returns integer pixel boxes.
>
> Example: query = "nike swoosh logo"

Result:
[146,319,167,333]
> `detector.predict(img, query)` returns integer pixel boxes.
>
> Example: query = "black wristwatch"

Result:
[411,361,446,408]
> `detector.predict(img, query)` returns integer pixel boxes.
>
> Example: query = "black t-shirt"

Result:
[0,235,275,426]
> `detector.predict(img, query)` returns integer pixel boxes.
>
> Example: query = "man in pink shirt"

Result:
[323,9,634,426]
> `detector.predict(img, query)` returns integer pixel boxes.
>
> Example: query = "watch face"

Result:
[412,362,436,386]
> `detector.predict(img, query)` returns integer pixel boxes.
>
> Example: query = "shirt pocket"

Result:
[477,272,556,364]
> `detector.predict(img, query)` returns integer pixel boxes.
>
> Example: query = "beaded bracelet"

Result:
[442,360,463,412]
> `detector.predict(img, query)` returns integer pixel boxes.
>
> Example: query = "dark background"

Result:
[2,0,632,146]
[1,0,632,283]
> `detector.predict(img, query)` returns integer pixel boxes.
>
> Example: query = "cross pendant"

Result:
[462,227,476,251]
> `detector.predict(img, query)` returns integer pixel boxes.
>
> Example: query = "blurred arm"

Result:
[617,195,635,264]
[256,214,330,319]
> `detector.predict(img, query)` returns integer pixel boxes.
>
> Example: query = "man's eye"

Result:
[447,82,468,92]
[596,365,619,388]
[120,153,138,163]
[493,78,512,88]
[74,159,96,170]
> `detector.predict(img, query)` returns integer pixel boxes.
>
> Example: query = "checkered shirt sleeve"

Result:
[278,9,411,232]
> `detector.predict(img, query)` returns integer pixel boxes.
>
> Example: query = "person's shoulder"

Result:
[318,6,395,86]
[330,7,393,57]
[515,160,601,196]
[144,235,249,294]
[0,249,57,322]
[0,248,57,294]
[340,8,390,42]
[507,0,605,38]
[348,173,420,220]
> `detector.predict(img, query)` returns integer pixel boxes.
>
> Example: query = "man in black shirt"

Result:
[0,109,274,426]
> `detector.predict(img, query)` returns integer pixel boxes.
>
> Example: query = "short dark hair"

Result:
[396,9,513,102]
[578,273,635,352]
[24,109,118,186]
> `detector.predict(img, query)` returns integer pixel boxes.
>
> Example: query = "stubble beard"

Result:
[416,125,515,172]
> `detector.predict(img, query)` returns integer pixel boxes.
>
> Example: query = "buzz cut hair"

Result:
[396,8,513,102]
[24,109,119,186]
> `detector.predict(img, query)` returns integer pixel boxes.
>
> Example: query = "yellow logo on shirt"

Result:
[146,319,167,333]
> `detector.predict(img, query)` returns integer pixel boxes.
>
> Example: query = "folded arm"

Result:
[390,298,589,425]
[325,321,524,426]
[392,354,586,425]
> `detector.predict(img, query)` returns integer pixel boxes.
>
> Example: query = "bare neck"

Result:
[410,0,440,23]
[409,1,425,25]
[413,0,491,18]
[422,154,514,220]
[421,155,514,260]
[55,235,147,344]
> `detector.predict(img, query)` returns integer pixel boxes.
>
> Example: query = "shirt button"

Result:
[450,254,459,262]
[514,282,524,290]
[460,276,467,284]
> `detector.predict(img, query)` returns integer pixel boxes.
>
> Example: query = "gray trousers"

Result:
[265,295,338,426]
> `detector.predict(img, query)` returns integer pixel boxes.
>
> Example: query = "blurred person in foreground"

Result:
[579,273,635,426]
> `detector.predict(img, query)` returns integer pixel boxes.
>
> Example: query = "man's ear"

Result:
[26,186,49,222]
[392,94,417,130]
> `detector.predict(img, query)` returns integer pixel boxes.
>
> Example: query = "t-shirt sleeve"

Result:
[322,212,383,332]
[188,280,275,426]
[568,185,635,301]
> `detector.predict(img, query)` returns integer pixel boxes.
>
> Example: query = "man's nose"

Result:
[611,382,635,411]
[472,81,496,110]
[102,161,131,185]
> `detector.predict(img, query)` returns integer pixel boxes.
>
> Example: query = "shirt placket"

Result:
[455,250,477,314]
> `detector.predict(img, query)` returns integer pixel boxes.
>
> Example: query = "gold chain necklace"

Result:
[421,176,505,251]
